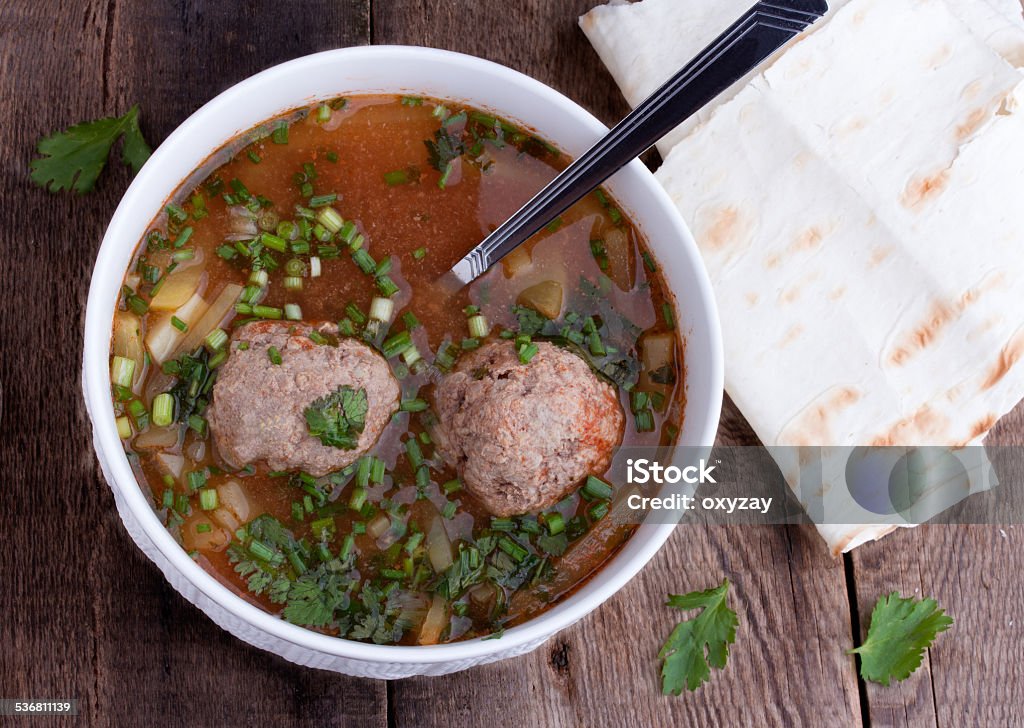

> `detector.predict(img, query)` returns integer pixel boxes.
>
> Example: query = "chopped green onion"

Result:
[490,518,515,532]
[402,311,420,329]
[442,479,462,494]
[188,415,207,437]
[370,457,386,484]
[589,501,610,521]
[635,410,655,432]
[284,303,302,320]
[170,316,187,333]
[260,232,287,252]
[116,416,132,439]
[400,398,428,413]
[542,511,565,535]
[309,193,338,208]
[582,475,614,501]
[315,206,343,233]
[316,103,331,122]
[271,122,289,144]
[368,297,394,323]
[517,342,539,364]
[412,246,427,260]
[166,203,188,224]
[349,486,368,511]
[172,248,195,262]
[247,149,261,164]
[111,356,136,388]
[309,256,321,277]
[252,305,283,320]
[383,170,410,186]
[498,536,528,562]
[283,276,303,291]
[352,248,377,274]
[268,346,282,365]
[401,345,421,367]
[468,314,489,339]
[381,330,413,358]
[376,275,399,297]
[196,523,212,533]
[662,302,675,330]
[152,393,175,427]
[441,501,457,520]
[204,328,228,352]
[199,488,218,510]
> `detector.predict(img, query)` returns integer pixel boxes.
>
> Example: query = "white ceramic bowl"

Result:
[83,46,723,679]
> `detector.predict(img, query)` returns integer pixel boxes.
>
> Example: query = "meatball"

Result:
[207,321,399,476]
[432,340,624,516]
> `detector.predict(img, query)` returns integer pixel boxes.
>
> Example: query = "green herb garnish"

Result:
[304,386,368,450]
[31,105,151,193]
[849,592,953,685]
[659,579,738,694]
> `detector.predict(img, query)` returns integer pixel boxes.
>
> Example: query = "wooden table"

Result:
[2,2,1022,725]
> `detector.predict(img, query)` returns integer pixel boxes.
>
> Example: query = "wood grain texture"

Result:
[0,2,383,726]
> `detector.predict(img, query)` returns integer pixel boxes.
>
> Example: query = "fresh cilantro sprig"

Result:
[659,579,738,694]
[31,106,151,193]
[849,592,953,685]
[304,386,368,450]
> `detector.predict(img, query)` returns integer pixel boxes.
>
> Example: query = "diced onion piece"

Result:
[368,514,390,539]
[427,516,453,572]
[146,291,208,364]
[211,507,240,533]
[150,265,204,311]
[368,296,394,323]
[181,514,230,551]
[171,283,243,359]
[309,257,321,277]
[417,594,448,645]
[116,416,132,439]
[517,280,563,320]
[216,481,251,524]
[133,425,180,449]
[156,452,185,480]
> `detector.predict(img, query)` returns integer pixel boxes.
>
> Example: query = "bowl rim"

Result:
[83,44,724,664]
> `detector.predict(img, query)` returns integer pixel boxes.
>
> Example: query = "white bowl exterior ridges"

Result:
[82,46,724,678]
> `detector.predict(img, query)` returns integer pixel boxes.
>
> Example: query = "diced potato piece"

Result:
[417,594,448,645]
[112,311,145,385]
[181,514,231,552]
[517,280,563,320]
[640,332,676,389]
[150,265,204,311]
[502,246,532,278]
[146,291,208,364]
[602,227,634,290]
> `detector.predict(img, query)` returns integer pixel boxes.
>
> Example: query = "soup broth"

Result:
[109,95,684,644]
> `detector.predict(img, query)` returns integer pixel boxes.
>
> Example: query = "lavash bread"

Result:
[580,0,1024,156]
[582,0,1024,553]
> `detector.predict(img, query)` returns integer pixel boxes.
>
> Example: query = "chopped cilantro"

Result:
[31,105,151,193]
[849,592,953,685]
[304,386,368,450]
[659,579,738,694]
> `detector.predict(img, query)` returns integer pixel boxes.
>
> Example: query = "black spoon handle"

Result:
[446,0,828,286]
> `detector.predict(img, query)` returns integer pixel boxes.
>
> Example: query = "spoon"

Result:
[441,0,828,290]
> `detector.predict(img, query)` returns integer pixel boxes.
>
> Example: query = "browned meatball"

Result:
[432,340,624,516]
[207,321,399,476]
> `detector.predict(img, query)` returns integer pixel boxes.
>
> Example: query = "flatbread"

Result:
[580,0,1024,156]
[584,0,1024,553]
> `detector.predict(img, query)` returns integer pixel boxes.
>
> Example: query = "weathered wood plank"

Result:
[0,2,382,726]
[852,401,1024,728]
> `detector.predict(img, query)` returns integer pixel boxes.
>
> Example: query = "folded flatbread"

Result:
[582,0,1024,553]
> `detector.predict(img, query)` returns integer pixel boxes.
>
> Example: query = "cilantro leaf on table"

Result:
[31,105,151,193]
[659,579,738,694]
[304,386,368,450]
[849,592,953,685]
